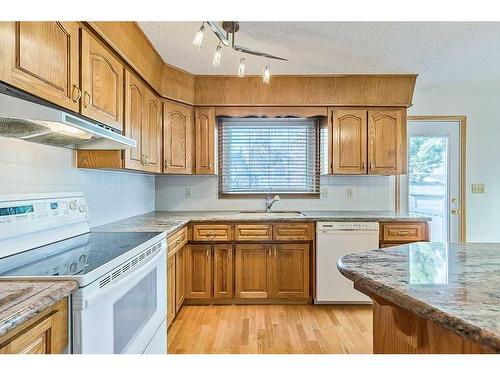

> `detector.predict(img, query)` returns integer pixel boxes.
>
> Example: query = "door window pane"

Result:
[408,136,447,241]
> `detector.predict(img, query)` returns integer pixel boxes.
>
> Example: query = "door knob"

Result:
[451,209,462,215]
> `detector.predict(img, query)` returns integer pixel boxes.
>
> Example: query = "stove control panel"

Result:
[0,196,87,224]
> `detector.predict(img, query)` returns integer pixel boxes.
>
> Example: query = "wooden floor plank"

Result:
[168,304,373,354]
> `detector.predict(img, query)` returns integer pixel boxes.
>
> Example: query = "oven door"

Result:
[72,243,166,354]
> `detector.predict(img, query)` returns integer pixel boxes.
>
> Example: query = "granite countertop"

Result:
[337,242,500,353]
[0,280,78,337]
[94,210,431,236]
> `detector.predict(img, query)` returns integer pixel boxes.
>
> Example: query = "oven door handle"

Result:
[83,246,166,309]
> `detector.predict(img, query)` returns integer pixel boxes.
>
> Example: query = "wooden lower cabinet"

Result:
[186,244,212,299]
[272,244,310,299]
[0,298,68,354]
[175,246,186,312]
[213,244,233,298]
[167,255,176,327]
[235,244,272,299]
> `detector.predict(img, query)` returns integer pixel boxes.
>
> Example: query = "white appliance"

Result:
[315,222,379,303]
[0,193,167,354]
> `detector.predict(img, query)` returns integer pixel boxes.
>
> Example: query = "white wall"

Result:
[156,175,395,212]
[410,87,500,241]
[0,138,155,227]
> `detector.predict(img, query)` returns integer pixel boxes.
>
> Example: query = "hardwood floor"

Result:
[167,304,373,354]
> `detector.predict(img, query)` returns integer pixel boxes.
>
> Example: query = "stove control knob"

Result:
[79,204,87,213]
[70,262,77,273]
[69,201,78,210]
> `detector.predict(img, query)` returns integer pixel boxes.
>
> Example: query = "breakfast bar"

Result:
[338,242,499,354]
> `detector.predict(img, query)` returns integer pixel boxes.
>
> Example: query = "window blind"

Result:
[218,118,320,196]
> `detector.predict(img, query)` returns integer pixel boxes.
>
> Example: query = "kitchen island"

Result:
[338,242,499,354]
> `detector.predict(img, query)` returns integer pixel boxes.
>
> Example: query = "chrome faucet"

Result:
[265,194,280,212]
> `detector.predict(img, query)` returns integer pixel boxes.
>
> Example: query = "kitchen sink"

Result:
[236,211,305,218]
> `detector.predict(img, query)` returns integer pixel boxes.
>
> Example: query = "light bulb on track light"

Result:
[262,65,271,84]
[192,22,205,47]
[238,58,246,77]
[213,43,222,67]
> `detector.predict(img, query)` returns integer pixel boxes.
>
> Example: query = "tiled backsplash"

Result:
[0,138,155,227]
[156,175,396,211]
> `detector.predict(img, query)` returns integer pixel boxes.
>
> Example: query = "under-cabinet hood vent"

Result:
[0,83,136,150]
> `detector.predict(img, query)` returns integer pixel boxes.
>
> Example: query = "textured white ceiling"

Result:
[138,22,500,89]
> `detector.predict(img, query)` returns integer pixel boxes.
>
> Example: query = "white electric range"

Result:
[0,193,167,354]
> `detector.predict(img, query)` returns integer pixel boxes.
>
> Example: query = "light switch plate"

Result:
[471,184,485,194]
[185,187,192,198]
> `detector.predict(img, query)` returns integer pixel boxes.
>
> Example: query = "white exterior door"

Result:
[402,120,463,242]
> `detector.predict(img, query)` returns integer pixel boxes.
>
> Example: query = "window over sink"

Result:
[218,118,320,197]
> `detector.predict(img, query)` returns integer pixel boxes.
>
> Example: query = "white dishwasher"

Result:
[315,222,379,304]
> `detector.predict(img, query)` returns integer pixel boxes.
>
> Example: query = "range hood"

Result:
[0,84,136,150]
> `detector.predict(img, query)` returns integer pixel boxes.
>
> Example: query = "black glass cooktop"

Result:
[0,231,162,277]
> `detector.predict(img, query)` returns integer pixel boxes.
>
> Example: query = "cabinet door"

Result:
[213,244,233,299]
[330,108,367,174]
[186,244,212,299]
[271,244,310,299]
[124,70,144,170]
[0,298,68,354]
[195,107,215,174]
[0,22,80,111]
[175,246,186,312]
[368,109,406,174]
[234,244,272,299]
[80,29,124,130]
[142,88,162,173]
[163,101,194,174]
[167,255,176,327]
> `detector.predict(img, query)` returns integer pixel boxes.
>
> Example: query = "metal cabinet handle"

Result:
[370,162,374,170]
[274,248,277,256]
[72,85,82,102]
[362,161,366,170]
[84,91,91,108]
[397,231,409,235]
[165,159,170,168]
[206,249,210,258]
[268,248,271,257]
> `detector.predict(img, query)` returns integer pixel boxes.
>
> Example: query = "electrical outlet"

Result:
[346,187,353,199]
[321,187,328,198]
[185,188,192,198]
[471,184,485,194]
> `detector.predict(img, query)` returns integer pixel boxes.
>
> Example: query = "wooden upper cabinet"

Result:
[124,70,145,170]
[186,244,212,299]
[271,244,310,299]
[80,29,124,130]
[0,22,80,111]
[123,69,161,173]
[234,244,272,299]
[163,101,194,174]
[142,88,162,173]
[330,108,368,174]
[368,109,406,174]
[195,107,215,174]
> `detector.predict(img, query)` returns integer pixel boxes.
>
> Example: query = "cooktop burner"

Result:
[0,231,162,277]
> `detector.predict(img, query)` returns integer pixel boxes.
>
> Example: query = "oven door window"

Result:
[113,269,157,353]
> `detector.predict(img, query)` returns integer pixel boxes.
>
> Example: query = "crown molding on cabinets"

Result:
[195,75,417,107]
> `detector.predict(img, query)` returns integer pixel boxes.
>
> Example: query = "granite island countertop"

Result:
[94,210,431,236]
[0,280,78,337]
[337,242,500,353]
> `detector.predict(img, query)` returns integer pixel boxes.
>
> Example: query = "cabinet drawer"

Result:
[193,224,232,241]
[167,226,187,255]
[273,223,313,241]
[235,224,272,241]
[380,223,427,242]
